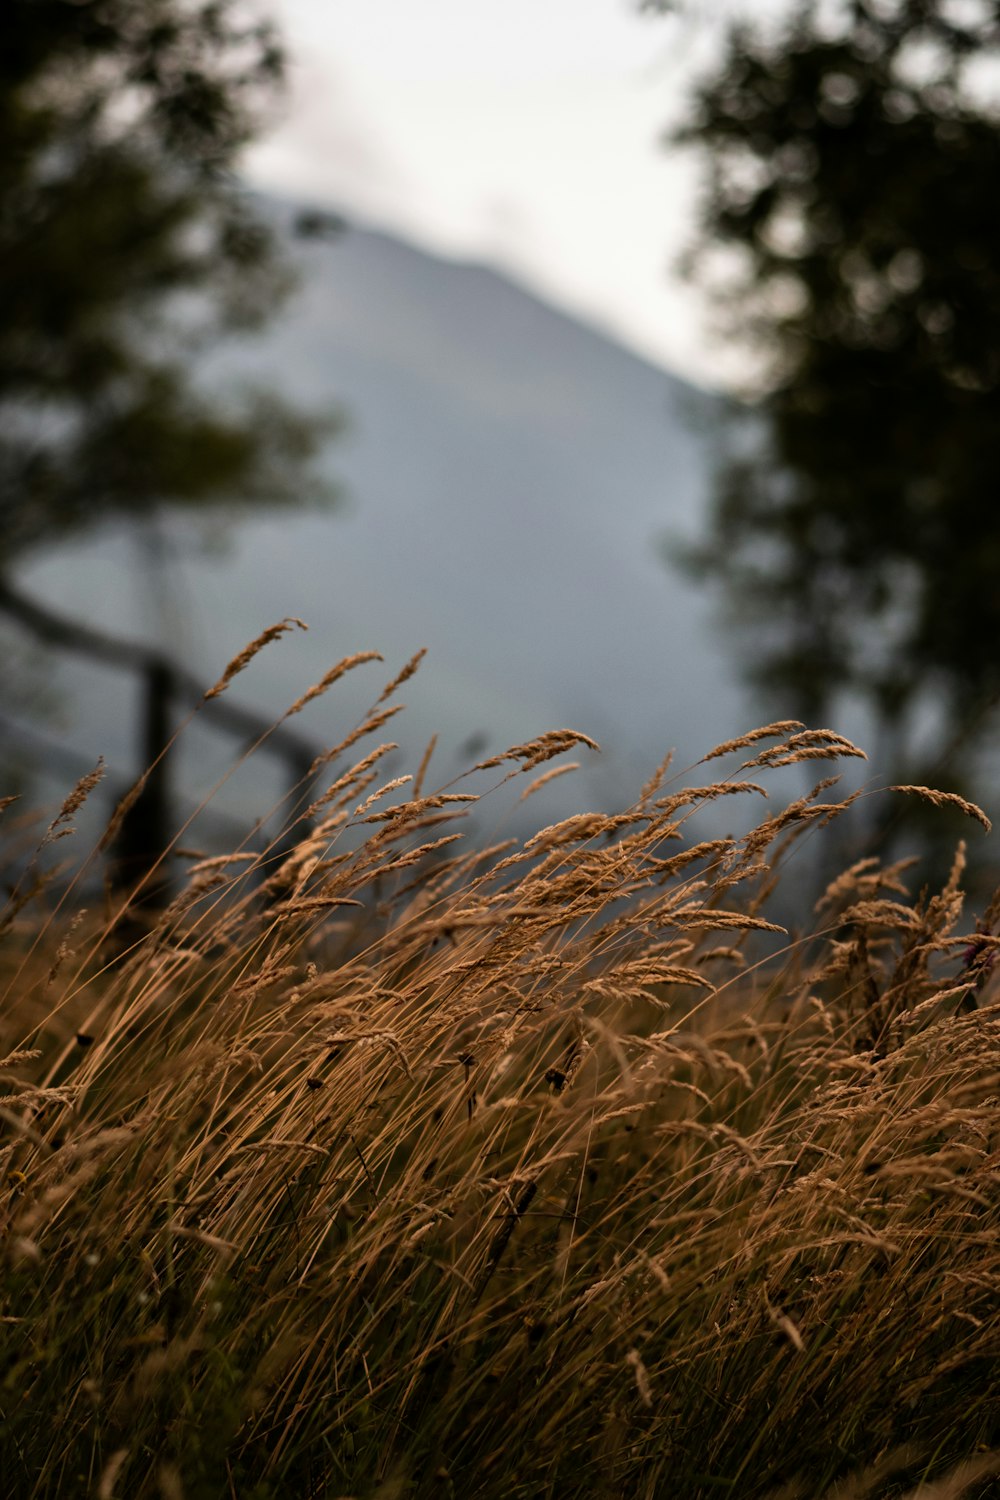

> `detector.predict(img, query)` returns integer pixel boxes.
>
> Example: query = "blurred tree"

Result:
[661,0,1000,785]
[0,0,333,566]
[0,0,337,895]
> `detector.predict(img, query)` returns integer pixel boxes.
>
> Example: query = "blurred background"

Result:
[3,0,999,890]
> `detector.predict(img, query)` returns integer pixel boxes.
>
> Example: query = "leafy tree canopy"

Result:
[1,0,333,562]
[668,0,1000,775]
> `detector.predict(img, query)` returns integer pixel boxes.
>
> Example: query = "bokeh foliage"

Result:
[1,0,332,562]
[670,0,1000,781]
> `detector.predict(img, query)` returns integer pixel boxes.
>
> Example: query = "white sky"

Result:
[244,0,737,386]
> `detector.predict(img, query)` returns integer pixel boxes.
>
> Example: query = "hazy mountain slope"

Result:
[13,206,745,826]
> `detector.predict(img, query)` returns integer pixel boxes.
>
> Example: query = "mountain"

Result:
[10,203,748,835]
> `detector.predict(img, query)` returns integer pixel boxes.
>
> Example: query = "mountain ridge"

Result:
[12,200,746,831]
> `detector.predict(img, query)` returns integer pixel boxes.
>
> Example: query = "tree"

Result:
[0,0,336,895]
[667,0,1000,786]
[0,0,331,563]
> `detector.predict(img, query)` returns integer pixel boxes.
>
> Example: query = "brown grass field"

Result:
[2,637,1000,1499]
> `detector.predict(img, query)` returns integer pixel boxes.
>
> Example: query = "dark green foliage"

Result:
[0,0,333,561]
[672,0,1000,775]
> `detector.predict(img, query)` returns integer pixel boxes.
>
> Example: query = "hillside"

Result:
[11,203,744,827]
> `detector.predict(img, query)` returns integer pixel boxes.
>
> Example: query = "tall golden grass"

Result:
[1,639,999,1499]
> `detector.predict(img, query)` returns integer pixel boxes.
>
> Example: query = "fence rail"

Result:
[0,578,324,894]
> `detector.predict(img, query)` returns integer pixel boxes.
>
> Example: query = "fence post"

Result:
[109,655,175,905]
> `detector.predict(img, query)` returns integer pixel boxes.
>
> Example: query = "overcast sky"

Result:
[245,1,739,387]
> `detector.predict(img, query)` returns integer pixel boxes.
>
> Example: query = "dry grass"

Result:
[1,641,1000,1499]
